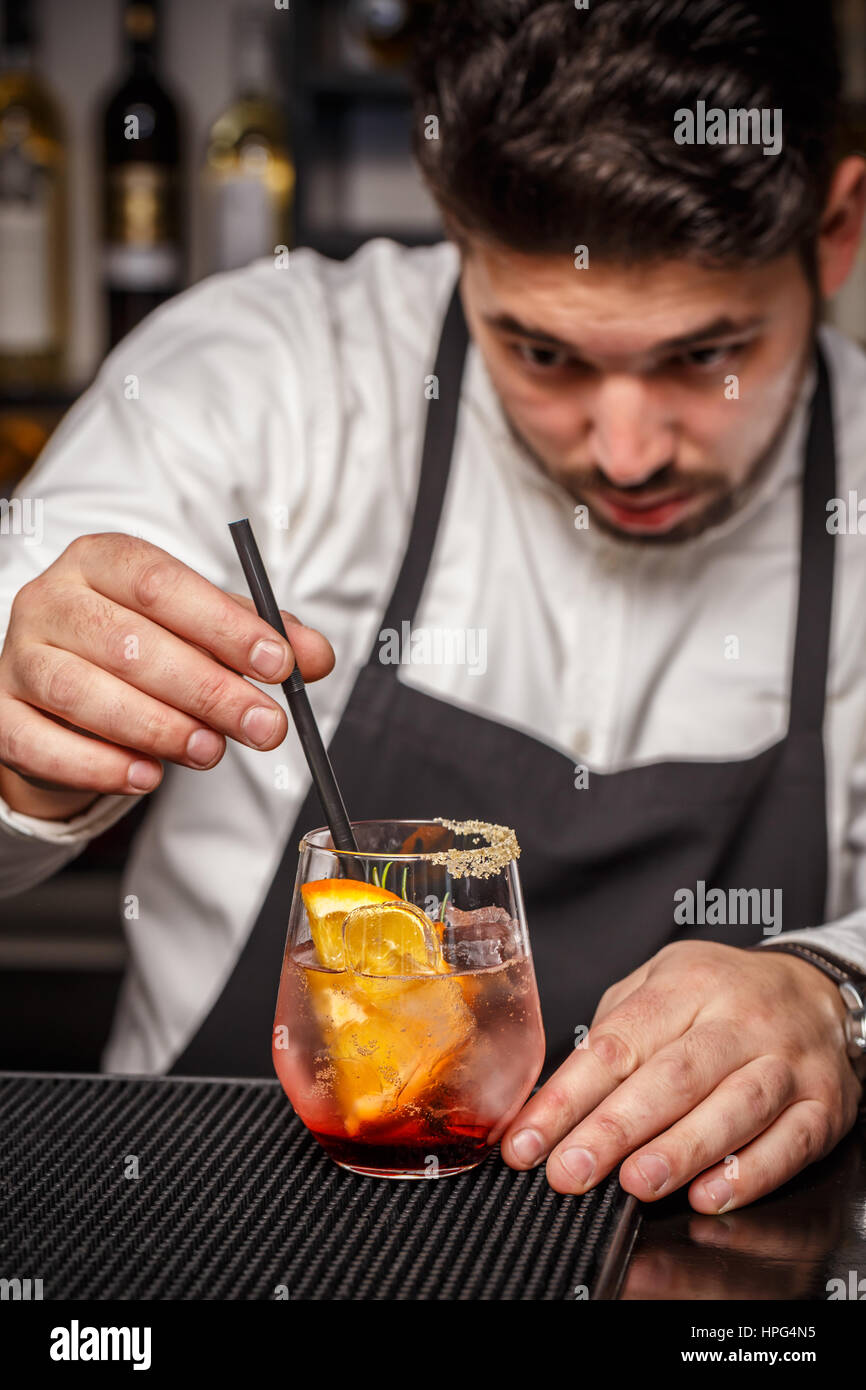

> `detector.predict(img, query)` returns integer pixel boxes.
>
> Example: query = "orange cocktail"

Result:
[272,820,545,1178]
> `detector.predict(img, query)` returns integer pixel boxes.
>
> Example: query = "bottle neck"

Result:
[2,0,35,73]
[234,13,274,100]
[129,40,156,78]
[124,2,159,78]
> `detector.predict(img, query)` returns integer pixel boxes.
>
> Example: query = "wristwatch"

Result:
[753,942,866,1104]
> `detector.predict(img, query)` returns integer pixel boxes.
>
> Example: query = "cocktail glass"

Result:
[273,818,546,1178]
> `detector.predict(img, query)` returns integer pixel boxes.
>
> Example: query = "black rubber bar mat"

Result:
[0,1071,640,1300]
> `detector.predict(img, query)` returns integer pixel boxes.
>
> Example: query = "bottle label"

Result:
[103,163,181,289]
[0,188,56,353]
[102,243,181,291]
[209,171,275,272]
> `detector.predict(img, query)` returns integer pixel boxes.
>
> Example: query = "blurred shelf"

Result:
[305,68,412,100]
[0,872,126,971]
[0,386,84,412]
[289,5,439,262]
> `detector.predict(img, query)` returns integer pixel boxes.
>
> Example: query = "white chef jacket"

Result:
[1,236,866,1075]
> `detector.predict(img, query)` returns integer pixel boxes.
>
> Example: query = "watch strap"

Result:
[753,940,866,987]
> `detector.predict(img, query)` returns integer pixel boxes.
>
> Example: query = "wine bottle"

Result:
[0,0,67,390]
[202,7,294,274]
[101,0,183,348]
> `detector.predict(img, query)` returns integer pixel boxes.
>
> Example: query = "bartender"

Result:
[1,0,865,1215]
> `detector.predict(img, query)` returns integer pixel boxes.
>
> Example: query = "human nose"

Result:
[590,375,673,487]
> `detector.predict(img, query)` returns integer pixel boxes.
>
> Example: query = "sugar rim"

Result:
[299,817,520,879]
[426,817,520,879]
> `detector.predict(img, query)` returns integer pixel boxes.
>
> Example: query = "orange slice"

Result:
[300,878,400,970]
[342,901,448,978]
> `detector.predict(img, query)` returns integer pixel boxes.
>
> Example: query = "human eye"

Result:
[677,342,747,371]
[513,342,574,370]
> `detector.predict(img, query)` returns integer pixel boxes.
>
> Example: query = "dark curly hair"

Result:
[410,0,843,274]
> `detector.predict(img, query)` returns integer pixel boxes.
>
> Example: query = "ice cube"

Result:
[441,904,519,969]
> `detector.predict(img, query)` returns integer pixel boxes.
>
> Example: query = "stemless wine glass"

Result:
[273,818,546,1178]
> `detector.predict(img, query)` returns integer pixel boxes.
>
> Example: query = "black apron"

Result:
[170,280,835,1081]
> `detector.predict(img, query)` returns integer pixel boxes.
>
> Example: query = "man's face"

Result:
[459,242,816,542]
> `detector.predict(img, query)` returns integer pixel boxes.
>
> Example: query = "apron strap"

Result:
[788,341,836,735]
[365,275,469,663]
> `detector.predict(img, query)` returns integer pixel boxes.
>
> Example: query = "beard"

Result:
[498,332,818,546]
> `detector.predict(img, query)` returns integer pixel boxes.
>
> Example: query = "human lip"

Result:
[593,488,695,532]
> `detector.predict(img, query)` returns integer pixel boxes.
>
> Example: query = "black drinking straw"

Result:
[229,518,361,865]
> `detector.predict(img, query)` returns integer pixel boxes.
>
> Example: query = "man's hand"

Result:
[0,533,335,816]
[501,940,864,1213]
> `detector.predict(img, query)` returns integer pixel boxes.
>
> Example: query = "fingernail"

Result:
[186,729,223,767]
[128,760,161,791]
[242,706,280,747]
[250,639,289,678]
[559,1147,596,1185]
[703,1178,734,1212]
[635,1153,670,1193]
[510,1128,545,1165]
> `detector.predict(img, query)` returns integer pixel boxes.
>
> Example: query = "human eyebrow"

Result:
[483,313,574,349]
[482,311,766,356]
[656,315,766,352]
